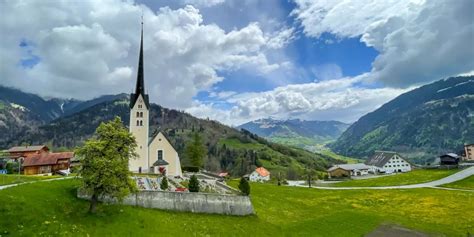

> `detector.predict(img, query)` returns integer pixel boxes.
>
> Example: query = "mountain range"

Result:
[238,118,350,151]
[0,86,340,177]
[330,76,474,163]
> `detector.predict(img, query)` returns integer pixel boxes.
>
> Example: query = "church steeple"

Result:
[130,18,149,109]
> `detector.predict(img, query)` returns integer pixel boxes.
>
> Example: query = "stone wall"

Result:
[78,190,254,216]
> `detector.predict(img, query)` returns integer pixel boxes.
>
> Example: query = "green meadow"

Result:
[329,169,457,187]
[0,178,472,236]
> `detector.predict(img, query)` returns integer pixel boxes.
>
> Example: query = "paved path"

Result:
[0,176,73,191]
[308,167,474,191]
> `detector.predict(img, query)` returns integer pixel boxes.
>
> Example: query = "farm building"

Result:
[249,167,270,182]
[464,144,474,161]
[365,151,412,174]
[327,163,371,178]
[439,153,460,165]
[6,145,49,160]
[22,152,74,175]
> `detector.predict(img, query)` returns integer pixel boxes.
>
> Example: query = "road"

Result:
[304,167,474,191]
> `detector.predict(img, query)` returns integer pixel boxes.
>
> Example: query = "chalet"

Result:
[22,152,74,175]
[327,163,371,178]
[464,144,474,161]
[6,145,49,160]
[439,153,460,165]
[365,151,412,174]
[249,167,270,182]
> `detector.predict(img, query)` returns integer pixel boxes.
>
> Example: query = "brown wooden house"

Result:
[6,145,49,160]
[22,152,74,175]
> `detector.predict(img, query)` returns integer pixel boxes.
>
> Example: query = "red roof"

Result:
[218,172,229,177]
[255,167,270,177]
[22,152,74,167]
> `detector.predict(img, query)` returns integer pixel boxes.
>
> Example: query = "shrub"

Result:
[188,175,200,192]
[160,176,169,190]
[238,177,250,196]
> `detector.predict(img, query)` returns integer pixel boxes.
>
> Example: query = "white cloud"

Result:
[188,75,409,125]
[182,0,225,8]
[0,1,283,108]
[293,0,474,87]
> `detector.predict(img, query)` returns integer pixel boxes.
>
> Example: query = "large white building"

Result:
[128,22,182,177]
[365,151,412,174]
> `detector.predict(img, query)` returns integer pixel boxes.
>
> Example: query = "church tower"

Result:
[129,20,150,173]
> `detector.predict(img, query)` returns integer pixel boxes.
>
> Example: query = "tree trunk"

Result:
[89,193,98,213]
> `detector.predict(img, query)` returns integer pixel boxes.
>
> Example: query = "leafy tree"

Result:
[188,175,200,192]
[185,133,206,168]
[238,177,250,196]
[160,176,169,190]
[76,117,138,213]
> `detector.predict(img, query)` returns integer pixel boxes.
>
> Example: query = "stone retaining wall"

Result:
[78,190,254,216]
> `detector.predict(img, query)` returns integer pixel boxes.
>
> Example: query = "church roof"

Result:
[153,159,169,166]
[130,20,150,109]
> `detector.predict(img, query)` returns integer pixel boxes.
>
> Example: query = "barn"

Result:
[22,152,74,175]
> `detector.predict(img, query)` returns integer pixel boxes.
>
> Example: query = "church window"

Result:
[140,112,143,117]
[138,104,142,109]
[136,112,140,117]
[136,120,140,126]
[157,150,163,160]
[140,120,143,126]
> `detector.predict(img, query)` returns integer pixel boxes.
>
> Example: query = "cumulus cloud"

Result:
[293,0,474,87]
[0,1,282,108]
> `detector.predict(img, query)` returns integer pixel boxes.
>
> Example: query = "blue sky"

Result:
[1,0,472,125]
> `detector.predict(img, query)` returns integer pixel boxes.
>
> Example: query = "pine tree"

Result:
[76,117,138,213]
[185,132,206,168]
[188,175,200,192]
[238,177,250,196]
[160,176,169,190]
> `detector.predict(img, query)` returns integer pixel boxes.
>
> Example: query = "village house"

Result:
[22,152,74,175]
[327,163,371,178]
[6,145,49,160]
[464,144,474,161]
[365,151,412,174]
[439,153,460,165]
[249,167,270,182]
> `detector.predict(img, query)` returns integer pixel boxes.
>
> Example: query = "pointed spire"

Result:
[130,16,149,109]
[135,17,145,96]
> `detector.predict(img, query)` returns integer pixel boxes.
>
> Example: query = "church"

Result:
[128,22,182,177]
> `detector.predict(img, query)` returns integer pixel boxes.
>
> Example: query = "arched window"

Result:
[140,112,143,117]
[136,120,140,126]
[136,112,140,117]
[140,120,143,126]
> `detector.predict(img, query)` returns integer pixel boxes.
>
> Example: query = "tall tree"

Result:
[185,132,206,168]
[76,117,138,213]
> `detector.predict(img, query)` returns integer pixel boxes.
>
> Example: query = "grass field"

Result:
[328,169,457,187]
[0,179,472,236]
[0,174,58,186]
[441,175,474,190]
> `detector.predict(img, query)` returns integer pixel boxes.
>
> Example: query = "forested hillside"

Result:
[330,76,474,163]
[1,93,340,178]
